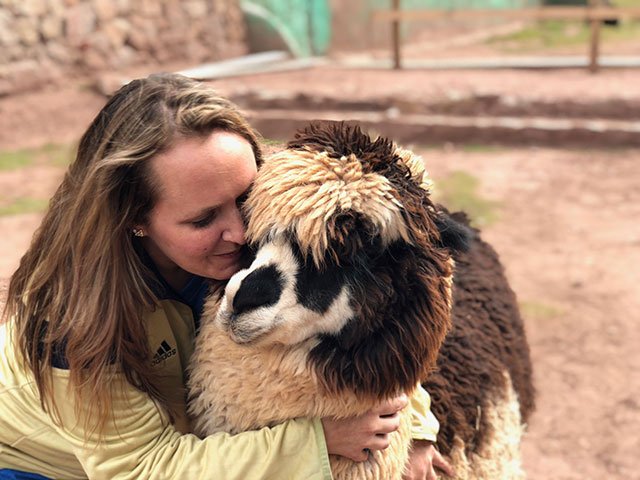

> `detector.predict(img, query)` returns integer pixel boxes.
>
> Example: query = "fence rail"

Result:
[372,6,640,72]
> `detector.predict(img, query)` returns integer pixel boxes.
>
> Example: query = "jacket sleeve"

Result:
[50,370,333,480]
[409,384,440,442]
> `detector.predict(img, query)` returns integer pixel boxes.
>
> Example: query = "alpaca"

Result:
[188,121,534,479]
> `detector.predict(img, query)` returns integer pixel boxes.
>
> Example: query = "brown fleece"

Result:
[189,122,534,480]
[424,211,535,457]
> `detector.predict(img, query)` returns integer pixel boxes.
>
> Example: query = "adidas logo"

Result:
[152,340,177,366]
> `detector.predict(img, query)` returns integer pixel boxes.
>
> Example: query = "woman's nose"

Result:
[221,207,246,244]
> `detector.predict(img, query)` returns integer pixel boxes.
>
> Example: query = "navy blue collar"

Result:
[138,248,210,329]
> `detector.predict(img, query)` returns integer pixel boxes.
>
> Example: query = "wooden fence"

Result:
[372,3,640,72]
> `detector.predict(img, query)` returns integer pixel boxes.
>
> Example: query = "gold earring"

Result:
[133,228,145,237]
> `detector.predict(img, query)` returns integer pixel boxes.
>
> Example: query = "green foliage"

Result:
[0,143,73,171]
[487,18,640,51]
[0,150,33,170]
[613,0,640,7]
[520,300,563,320]
[433,171,500,227]
[260,138,283,147]
[40,143,75,167]
[0,197,49,217]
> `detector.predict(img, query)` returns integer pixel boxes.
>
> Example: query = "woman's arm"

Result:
[51,372,407,479]
[50,371,332,480]
[403,385,454,479]
[408,384,439,442]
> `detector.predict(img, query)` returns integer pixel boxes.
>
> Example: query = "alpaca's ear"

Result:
[433,210,475,253]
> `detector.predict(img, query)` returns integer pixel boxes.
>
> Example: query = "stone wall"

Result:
[0,0,248,96]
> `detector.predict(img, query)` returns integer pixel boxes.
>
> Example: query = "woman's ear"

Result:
[132,225,146,237]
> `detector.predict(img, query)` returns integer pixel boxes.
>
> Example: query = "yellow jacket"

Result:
[0,295,438,479]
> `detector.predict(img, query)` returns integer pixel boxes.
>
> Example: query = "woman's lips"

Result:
[215,249,241,258]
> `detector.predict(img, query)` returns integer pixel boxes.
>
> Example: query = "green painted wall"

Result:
[240,0,542,57]
[241,0,331,57]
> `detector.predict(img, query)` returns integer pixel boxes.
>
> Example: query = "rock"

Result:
[88,31,111,56]
[13,0,47,16]
[1,43,24,63]
[0,0,248,95]
[111,44,136,68]
[65,3,97,45]
[125,28,148,51]
[93,71,128,96]
[161,1,187,29]
[93,0,118,22]
[0,10,17,46]
[46,0,66,17]
[126,16,156,51]
[41,15,64,41]
[115,0,131,15]
[102,18,130,48]
[0,60,51,96]
[82,47,108,70]
[46,41,72,64]
[185,41,211,63]
[183,0,208,19]
[135,0,162,17]
[0,78,12,97]
[15,16,40,46]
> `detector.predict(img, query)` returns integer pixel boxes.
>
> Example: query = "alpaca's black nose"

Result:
[232,264,284,315]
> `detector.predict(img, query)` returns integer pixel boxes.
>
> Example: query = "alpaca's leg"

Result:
[442,372,527,480]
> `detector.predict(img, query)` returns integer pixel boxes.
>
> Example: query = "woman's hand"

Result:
[403,440,455,480]
[321,394,409,462]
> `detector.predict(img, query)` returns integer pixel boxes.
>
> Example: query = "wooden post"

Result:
[392,0,401,69]
[589,0,602,73]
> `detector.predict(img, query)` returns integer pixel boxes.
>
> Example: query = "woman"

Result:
[0,74,452,479]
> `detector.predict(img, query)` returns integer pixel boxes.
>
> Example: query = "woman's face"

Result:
[141,130,257,282]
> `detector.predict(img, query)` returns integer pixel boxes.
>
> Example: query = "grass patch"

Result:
[520,300,562,320]
[40,143,75,167]
[433,171,500,227]
[260,138,285,156]
[487,18,640,52]
[419,143,506,153]
[0,150,33,170]
[260,137,283,147]
[0,143,74,171]
[0,197,49,217]
[615,0,639,7]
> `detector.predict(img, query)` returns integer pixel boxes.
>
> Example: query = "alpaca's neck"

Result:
[189,326,379,435]
[189,324,415,479]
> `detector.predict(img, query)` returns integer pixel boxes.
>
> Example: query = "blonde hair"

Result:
[4,73,262,434]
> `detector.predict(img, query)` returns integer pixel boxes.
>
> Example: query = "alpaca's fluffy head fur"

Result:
[214,121,470,399]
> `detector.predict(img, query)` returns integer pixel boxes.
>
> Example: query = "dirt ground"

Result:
[1,66,639,479]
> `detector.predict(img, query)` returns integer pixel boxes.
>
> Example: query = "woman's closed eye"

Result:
[192,211,217,229]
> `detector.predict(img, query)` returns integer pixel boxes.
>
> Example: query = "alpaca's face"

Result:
[215,234,355,345]
[210,123,464,396]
